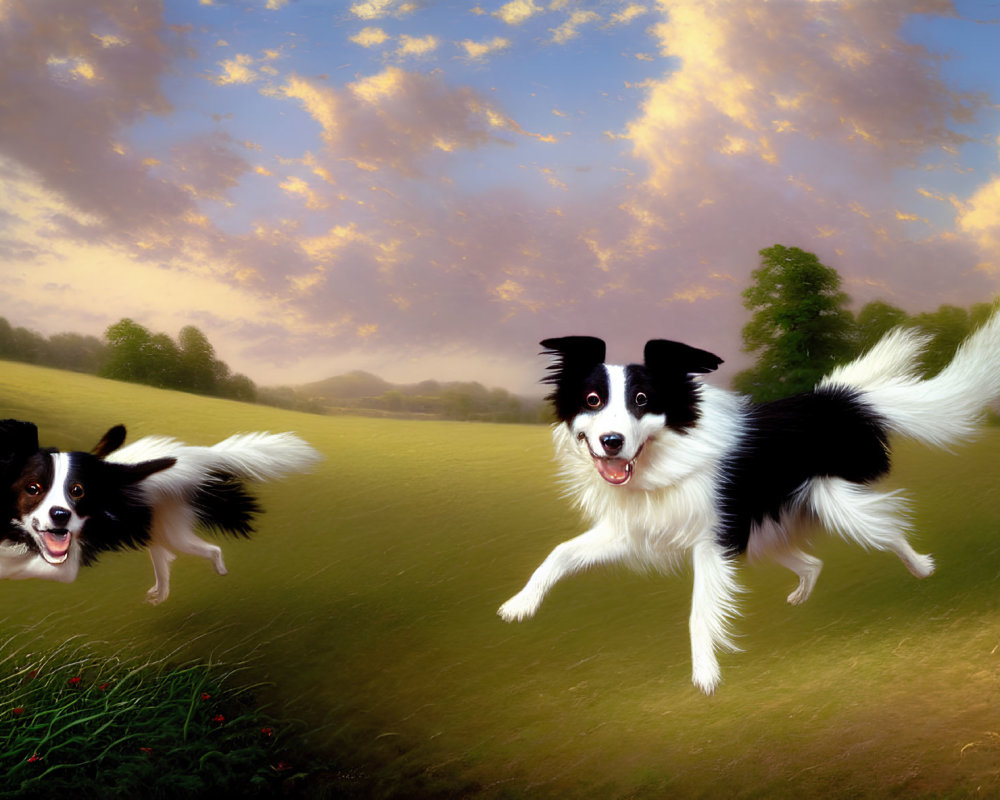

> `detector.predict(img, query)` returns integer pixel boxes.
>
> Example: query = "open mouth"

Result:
[31,520,72,564]
[588,444,643,486]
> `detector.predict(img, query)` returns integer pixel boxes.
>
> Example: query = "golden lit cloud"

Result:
[957,176,1000,271]
[665,284,720,303]
[459,36,511,61]
[609,4,648,26]
[350,27,390,47]
[281,75,339,137]
[349,66,405,103]
[279,175,327,209]
[395,34,439,58]
[551,10,600,44]
[214,53,256,86]
[93,33,128,48]
[494,0,542,26]
[350,0,414,20]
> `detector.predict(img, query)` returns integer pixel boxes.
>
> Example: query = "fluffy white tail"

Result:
[819,309,1000,449]
[108,432,323,499]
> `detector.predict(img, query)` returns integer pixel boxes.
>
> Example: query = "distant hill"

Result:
[260,370,549,423]
[298,370,394,400]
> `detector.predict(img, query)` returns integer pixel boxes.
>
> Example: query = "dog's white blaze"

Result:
[31,453,81,532]
[573,364,645,462]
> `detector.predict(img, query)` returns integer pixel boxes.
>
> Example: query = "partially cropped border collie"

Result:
[0,421,321,604]
[499,312,1000,694]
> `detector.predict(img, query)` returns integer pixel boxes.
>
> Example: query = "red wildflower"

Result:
[200,692,212,701]
[211,714,225,724]
[12,707,24,716]
[68,676,82,687]
[260,727,273,737]
[27,753,40,763]
[140,747,153,755]
[98,683,110,691]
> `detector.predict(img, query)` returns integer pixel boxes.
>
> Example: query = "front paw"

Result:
[498,590,540,622]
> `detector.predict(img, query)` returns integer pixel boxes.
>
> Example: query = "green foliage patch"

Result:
[0,629,303,798]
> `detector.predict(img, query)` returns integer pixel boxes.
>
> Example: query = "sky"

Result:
[2,0,1000,395]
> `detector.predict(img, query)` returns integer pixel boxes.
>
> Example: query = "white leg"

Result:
[745,514,822,605]
[808,477,935,579]
[145,544,175,605]
[689,539,742,695]
[771,547,823,605]
[498,524,627,622]
[170,531,227,575]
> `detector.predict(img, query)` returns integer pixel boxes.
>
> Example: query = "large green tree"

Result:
[733,244,855,401]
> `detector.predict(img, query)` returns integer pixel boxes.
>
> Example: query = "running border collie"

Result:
[0,422,321,604]
[499,312,1000,694]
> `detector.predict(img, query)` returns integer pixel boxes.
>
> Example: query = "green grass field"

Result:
[1,360,999,797]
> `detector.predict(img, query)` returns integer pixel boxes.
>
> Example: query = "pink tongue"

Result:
[595,458,631,485]
[43,532,71,558]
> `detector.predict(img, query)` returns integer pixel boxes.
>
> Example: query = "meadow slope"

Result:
[0,361,998,797]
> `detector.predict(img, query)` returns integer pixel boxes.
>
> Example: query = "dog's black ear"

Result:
[112,457,176,485]
[643,340,723,375]
[539,337,607,422]
[93,425,127,458]
[540,337,606,378]
[0,419,39,474]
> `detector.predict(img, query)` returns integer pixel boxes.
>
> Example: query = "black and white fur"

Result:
[499,313,1000,694]
[0,422,321,603]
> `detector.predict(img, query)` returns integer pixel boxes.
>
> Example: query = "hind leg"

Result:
[807,477,935,579]
[157,504,227,575]
[747,516,823,605]
[771,548,823,605]
[163,527,227,575]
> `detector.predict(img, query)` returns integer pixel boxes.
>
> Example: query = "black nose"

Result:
[600,433,625,456]
[49,507,71,527]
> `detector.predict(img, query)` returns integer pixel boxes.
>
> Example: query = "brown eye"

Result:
[635,392,648,407]
[25,482,42,496]
[585,392,602,409]
[69,483,85,500]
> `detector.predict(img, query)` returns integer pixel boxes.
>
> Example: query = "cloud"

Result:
[281,68,552,175]
[608,3,648,26]
[493,0,542,26]
[168,131,253,200]
[214,53,257,85]
[279,175,328,209]
[957,173,1000,272]
[550,9,601,44]
[394,34,439,59]
[280,75,340,138]
[349,0,416,21]
[350,27,390,47]
[458,36,511,61]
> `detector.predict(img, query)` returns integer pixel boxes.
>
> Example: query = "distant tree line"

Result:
[0,316,257,402]
[734,244,998,402]
[101,319,256,401]
[325,383,548,423]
